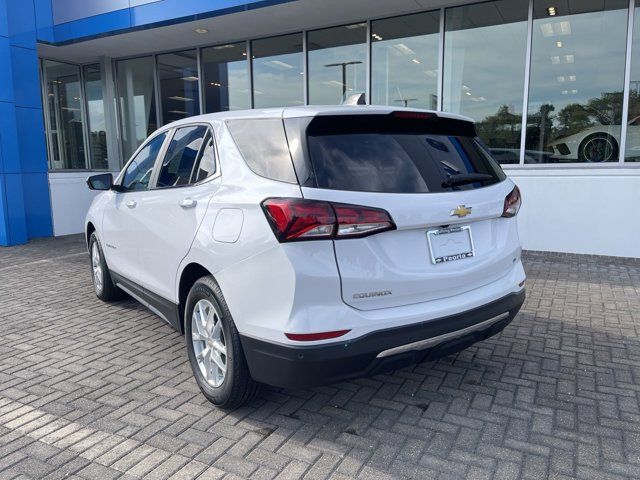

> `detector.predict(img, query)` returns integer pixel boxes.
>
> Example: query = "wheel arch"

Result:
[178,262,214,333]
[578,132,619,162]
[86,222,96,248]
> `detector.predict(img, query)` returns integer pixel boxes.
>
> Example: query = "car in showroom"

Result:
[547,116,640,162]
[85,106,526,408]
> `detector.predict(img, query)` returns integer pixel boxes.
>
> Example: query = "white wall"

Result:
[48,168,640,258]
[48,172,116,237]
[506,167,640,258]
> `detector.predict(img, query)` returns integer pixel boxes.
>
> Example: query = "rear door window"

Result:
[292,114,506,193]
[156,125,208,188]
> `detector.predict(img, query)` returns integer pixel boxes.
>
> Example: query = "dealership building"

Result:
[0,0,638,257]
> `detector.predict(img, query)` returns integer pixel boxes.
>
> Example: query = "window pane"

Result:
[226,119,297,183]
[252,33,304,108]
[83,64,108,170]
[625,0,640,162]
[116,56,158,161]
[371,12,440,110]
[308,24,367,105]
[158,50,200,125]
[194,131,217,182]
[202,43,250,112]
[157,125,207,188]
[526,0,629,163]
[444,1,528,164]
[44,60,87,170]
[122,132,166,191]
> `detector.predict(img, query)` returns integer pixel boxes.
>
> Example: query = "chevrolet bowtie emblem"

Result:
[450,205,472,218]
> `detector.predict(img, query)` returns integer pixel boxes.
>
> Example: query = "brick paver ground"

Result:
[1,235,639,480]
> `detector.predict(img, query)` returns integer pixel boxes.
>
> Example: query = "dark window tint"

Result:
[157,126,207,188]
[302,115,505,193]
[194,131,217,182]
[122,133,167,191]
[226,119,297,183]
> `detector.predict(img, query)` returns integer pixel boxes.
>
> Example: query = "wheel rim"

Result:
[583,137,614,162]
[91,243,103,294]
[191,299,227,388]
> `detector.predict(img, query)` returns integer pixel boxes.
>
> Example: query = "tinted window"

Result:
[226,119,297,183]
[122,133,167,191]
[194,131,217,182]
[157,126,207,188]
[300,115,505,193]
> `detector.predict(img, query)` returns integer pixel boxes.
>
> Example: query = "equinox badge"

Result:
[450,205,472,218]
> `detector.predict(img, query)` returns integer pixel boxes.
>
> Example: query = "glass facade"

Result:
[308,24,367,104]
[445,1,529,164]
[41,0,640,170]
[44,60,87,170]
[626,0,640,161]
[116,56,158,161]
[83,64,108,170]
[526,0,629,163]
[251,33,304,108]
[202,43,250,112]
[371,12,440,110]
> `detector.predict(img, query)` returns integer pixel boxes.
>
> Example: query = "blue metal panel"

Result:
[15,107,48,174]
[0,0,8,38]
[0,174,9,245]
[21,172,53,239]
[34,0,55,43]
[10,46,41,109]
[53,9,132,43]
[130,0,276,25]
[0,102,20,174]
[3,173,28,244]
[6,1,37,49]
[0,37,14,103]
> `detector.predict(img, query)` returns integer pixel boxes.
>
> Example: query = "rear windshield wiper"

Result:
[442,173,494,188]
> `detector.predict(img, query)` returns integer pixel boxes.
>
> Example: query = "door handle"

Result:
[126,200,137,209]
[180,198,197,209]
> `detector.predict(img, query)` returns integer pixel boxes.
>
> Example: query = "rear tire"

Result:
[89,232,126,301]
[185,276,260,409]
[578,134,618,162]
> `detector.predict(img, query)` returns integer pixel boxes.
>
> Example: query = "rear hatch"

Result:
[284,111,519,311]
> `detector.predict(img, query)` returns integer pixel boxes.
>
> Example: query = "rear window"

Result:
[289,114,506,193]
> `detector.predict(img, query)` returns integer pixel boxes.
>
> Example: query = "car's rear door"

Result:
[287,112,521,311]
[135,124,220,302]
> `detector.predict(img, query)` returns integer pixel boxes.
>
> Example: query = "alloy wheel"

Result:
[91,243,103,294]
[191,299,227,387]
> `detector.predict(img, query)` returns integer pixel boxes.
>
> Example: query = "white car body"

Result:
[86,105,525,390]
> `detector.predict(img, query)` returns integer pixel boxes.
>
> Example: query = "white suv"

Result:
[86,106,525,408]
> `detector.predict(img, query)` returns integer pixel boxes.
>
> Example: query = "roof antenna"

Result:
[342,93,366,106]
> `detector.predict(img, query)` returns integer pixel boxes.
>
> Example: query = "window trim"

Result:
[149,122,221,191]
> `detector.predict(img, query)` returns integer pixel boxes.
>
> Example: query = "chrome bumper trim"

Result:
[376,312,510,359]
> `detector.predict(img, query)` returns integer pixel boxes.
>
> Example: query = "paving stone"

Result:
[1,236,640,479]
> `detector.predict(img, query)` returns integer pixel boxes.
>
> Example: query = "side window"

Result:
[122,133,167,191]
[157,125,208,188]
[193,131,217,183]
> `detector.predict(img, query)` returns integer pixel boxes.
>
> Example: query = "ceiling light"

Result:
[548,6,557,16]
[346,23,367,29]
[181,76,199,82]
[412,58,421,64]
[565,54,574,64]
[168,96,194,102]
[194,28,208,34]
[556,41,563,48]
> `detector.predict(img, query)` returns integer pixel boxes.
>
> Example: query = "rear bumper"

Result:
[241,289,525,389]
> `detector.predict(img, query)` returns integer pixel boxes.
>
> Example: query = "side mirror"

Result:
[87,173,115,191]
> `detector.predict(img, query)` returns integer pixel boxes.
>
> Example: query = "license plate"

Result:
[427,226,474,264]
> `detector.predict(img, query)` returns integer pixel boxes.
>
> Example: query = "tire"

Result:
[185,276,260,409]
[578,134,618,162]
[89,232,126,301]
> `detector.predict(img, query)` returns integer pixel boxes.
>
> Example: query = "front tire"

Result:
[89,233,125,301]
[185,276,260,409]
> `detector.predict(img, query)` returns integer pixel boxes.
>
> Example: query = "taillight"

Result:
[261,198,395,242]
[502,186,522,218]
